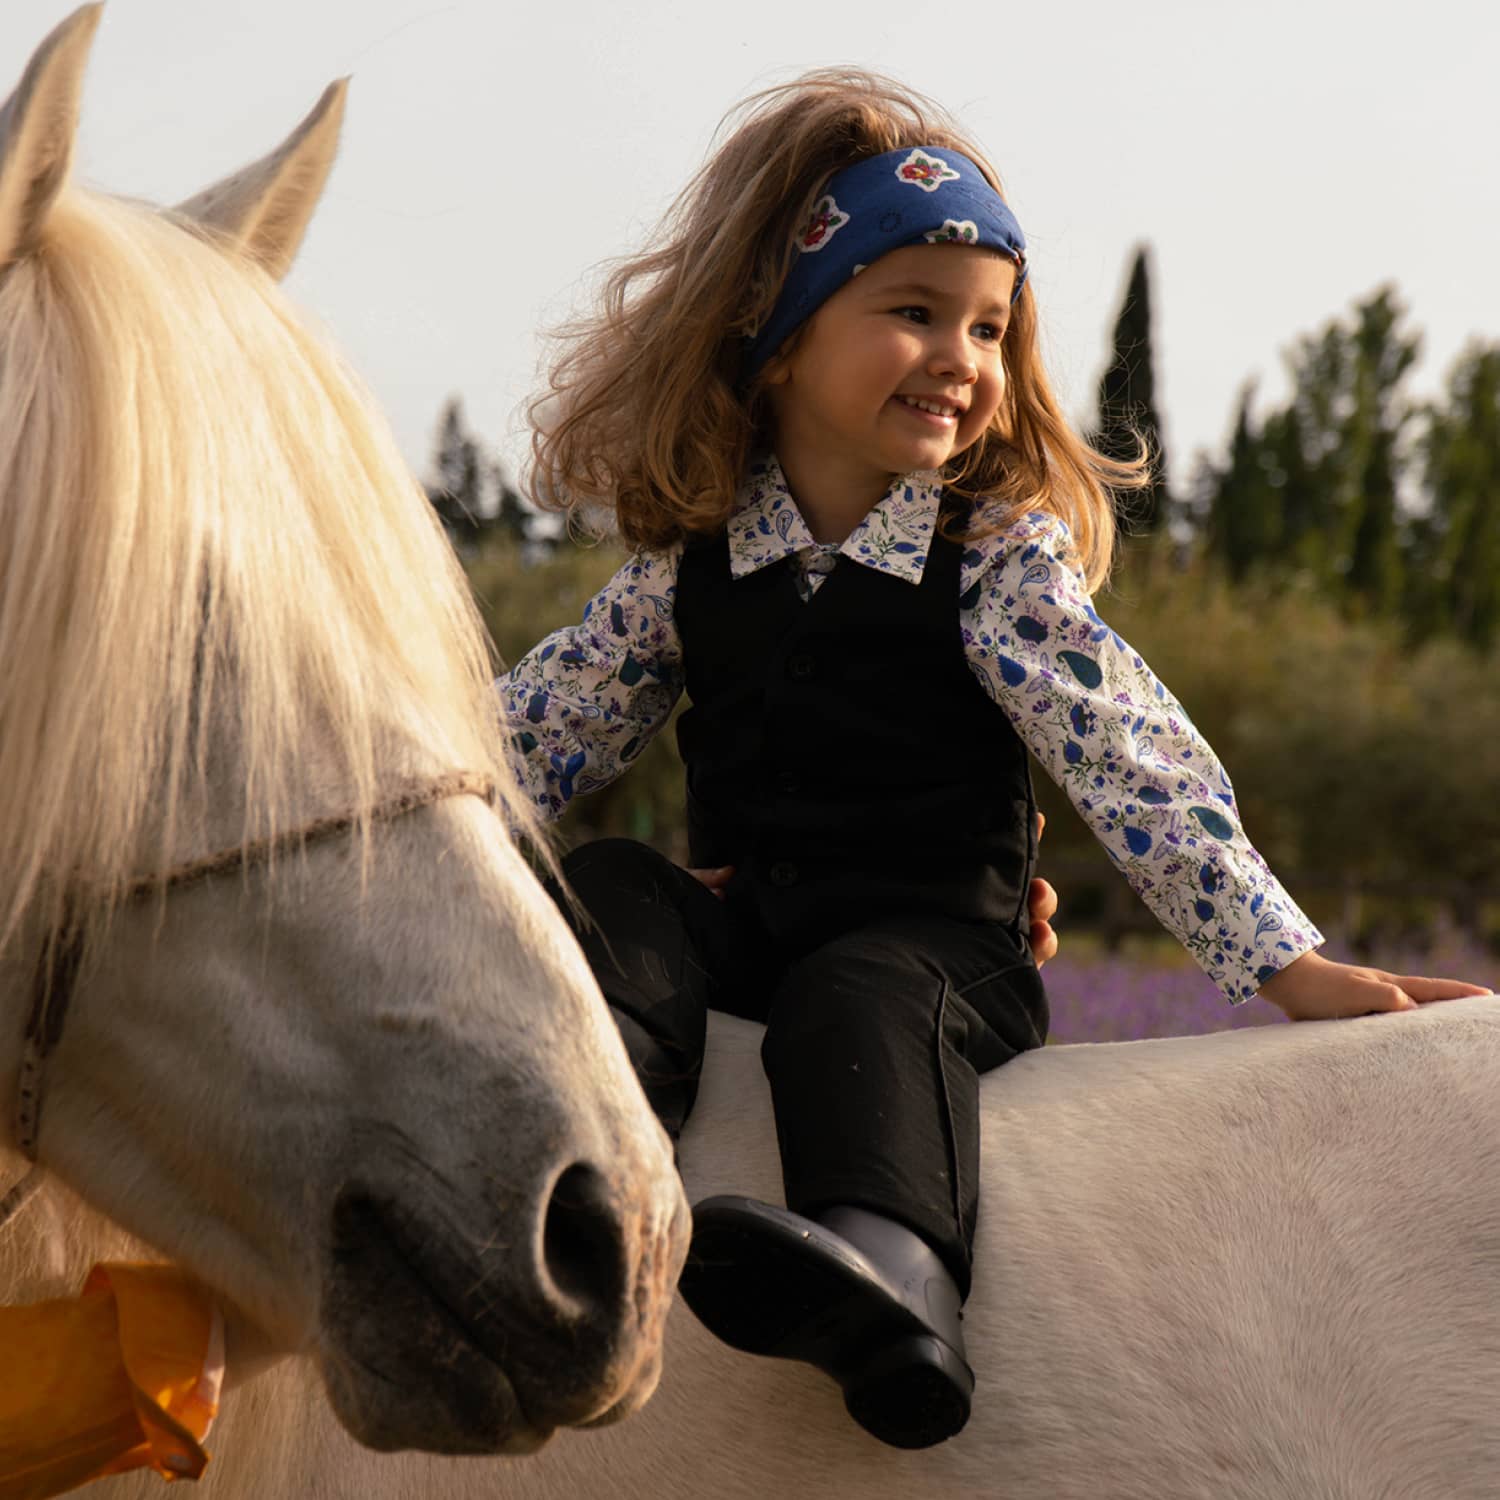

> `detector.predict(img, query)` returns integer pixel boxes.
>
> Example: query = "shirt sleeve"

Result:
[960,514,1324,1004]
[495,546,684,821]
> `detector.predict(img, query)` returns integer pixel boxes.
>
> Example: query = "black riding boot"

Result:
[678,1195,974,1449]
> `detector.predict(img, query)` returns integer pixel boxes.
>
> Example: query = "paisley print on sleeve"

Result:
[959,513,1324,1004]
[495,547,685,820]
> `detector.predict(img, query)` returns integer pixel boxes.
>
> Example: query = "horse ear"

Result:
[0,4,103,269]
[176,78,348,282]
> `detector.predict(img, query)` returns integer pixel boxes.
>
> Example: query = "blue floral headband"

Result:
[741,146,1028,385]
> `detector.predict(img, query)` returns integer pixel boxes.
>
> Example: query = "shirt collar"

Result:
[726,453,944,587]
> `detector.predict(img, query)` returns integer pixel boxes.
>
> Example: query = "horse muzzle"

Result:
[317,1157,687,1454]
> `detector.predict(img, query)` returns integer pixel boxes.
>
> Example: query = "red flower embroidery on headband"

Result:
[895,148,960,193]
[797,194,850,253]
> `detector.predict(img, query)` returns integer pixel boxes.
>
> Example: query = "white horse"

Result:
[76,995,1500,1498]
[0,3,685,1459]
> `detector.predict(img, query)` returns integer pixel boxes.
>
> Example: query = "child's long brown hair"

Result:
[528,68,1148,590]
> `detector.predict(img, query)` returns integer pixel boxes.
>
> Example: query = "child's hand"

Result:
[1028,811,1058,968]
[1028,878,1058,967]
[1258,949,1492,1021]
[687,865,734,901]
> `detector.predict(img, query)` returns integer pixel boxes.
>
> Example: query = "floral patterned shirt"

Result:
[497,454,1324,1004]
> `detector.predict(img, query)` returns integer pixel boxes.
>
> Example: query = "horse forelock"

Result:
[0,186,540,966]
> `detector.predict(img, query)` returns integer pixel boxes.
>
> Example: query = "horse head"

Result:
[0,4,688,1457]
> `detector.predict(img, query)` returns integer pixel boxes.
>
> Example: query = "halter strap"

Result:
[0,770,496,1233]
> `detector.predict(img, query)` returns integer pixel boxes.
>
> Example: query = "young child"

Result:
[498,71,1487,1450]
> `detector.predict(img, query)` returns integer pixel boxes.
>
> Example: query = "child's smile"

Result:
[890,393,964,426]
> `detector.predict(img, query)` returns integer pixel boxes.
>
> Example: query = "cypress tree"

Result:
[1261,407,1315,570]
[429,396,485,541]
[1344,417,1402,614]
[491,460,535,548]
[1423,345,1500,648]
[1092,246,1169,532]
[1279,322,1351,588]
[1341,289,1417,616]
[1242,287,1418,602]
[1203,387,1273,581]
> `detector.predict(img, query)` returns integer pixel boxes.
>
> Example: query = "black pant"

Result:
[550,838,1048,1296]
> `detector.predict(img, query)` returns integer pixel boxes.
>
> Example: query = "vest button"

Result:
[786,653,817,681]
[768,860,799,887]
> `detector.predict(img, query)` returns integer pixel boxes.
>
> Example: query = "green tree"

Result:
[1091,246,1169,532]
[1417,344,1500,648]
[1202,386,1278,581]
[1195,286,1420,605]
[1260,405,1320,574]
[1340,289,1418,616]
[428,396,485,540]
[490,459,535,548]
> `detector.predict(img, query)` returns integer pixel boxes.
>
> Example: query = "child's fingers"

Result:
[1383,974,1494,1004]
[1361,973,1418,1012]
[685,865,734,899]
[1031,919,1057,968]
[1027,878,1058,967]
[1035,810,1046,844]
[1028,877,1058,924]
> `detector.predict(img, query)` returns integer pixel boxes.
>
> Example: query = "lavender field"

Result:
[1043,928,1500,1043]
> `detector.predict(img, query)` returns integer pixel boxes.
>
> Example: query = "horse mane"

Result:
[0,186,537,959]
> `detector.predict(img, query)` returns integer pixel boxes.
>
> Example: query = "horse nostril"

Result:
[542,1162,626,1316]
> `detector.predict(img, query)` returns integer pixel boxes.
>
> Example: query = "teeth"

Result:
[899,396,957,417]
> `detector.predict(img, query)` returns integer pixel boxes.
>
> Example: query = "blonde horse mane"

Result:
[0,184,534,959]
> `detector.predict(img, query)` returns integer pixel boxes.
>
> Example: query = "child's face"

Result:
[764,243,1015,499]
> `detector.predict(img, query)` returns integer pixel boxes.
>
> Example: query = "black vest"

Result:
[674,525,1038,949]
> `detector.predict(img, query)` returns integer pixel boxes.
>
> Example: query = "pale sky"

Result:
[6,0,1495,497]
